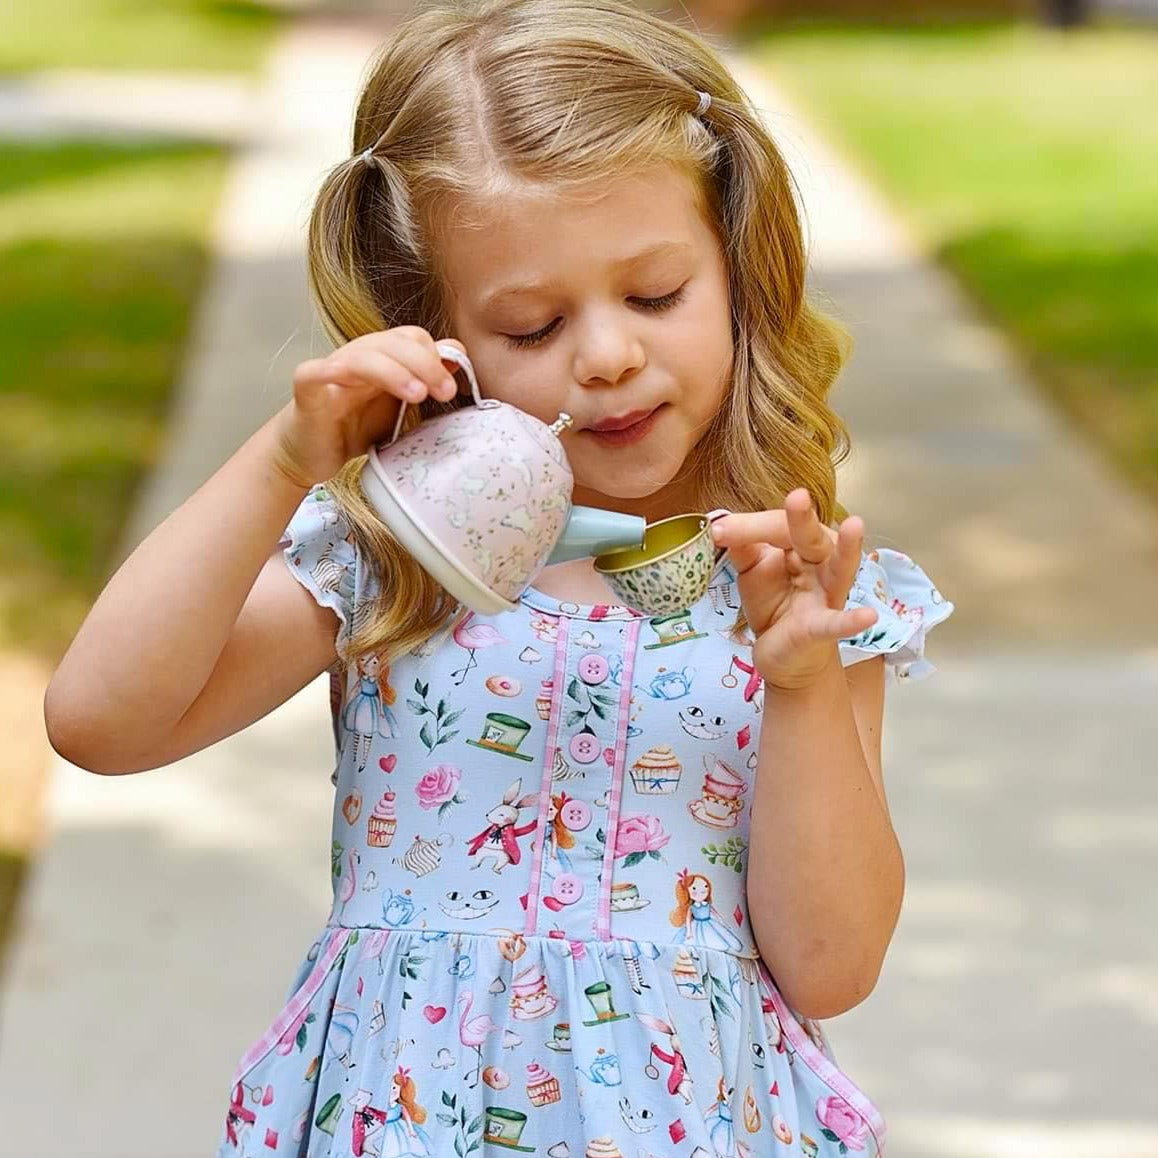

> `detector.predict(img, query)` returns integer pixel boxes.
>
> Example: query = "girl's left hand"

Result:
[710,489,880,693]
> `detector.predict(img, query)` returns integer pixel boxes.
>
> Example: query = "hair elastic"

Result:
[360,146,375,166]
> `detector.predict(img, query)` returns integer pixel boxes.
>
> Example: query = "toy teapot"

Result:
[360,343,645,614]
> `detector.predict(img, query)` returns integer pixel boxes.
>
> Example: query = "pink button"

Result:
[560,799,592,831]
[568,732,600,764]
[578,654,609,685]
[550,873,584,905]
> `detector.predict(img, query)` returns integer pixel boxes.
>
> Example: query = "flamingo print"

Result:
[456,990,501,1087]
[338,848,360,920]
[450,615,507,686]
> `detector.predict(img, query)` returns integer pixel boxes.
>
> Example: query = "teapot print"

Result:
[380,887,425,928]
[576,1051,622,1087]
[643,666,696,701]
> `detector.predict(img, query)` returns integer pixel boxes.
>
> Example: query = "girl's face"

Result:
[689,876,709,901]
[439,163,734,522]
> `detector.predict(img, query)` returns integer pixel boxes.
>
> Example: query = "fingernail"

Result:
[441,376,457,399]
[405,379,425,400]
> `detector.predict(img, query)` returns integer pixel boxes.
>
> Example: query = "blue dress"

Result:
[222,485,953,1158]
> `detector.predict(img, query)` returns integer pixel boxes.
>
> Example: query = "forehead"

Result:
[436,165,715,307]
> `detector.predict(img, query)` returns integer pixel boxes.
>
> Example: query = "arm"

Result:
[43,414,339,774]
[747,650,904,1020]
[43,328,465,774]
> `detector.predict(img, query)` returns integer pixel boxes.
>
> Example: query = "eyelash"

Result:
[503,286,688,350]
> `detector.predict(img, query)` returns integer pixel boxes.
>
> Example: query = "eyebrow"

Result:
[480,241,694,311]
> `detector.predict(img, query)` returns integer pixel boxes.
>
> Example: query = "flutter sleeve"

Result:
[837,547,954,682]
[280,484,362,658]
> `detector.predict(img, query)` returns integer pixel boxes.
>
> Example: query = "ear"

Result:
[517,795,539,810]
[503,778,522,804]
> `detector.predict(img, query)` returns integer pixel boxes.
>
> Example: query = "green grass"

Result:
[753,21,1158,501]
[3,0,281,74]
[0,141,231,658]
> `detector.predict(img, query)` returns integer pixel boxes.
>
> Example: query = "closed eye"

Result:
[503,286,687,350]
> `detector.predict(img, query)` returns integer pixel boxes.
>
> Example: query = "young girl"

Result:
[44,0,954,1154]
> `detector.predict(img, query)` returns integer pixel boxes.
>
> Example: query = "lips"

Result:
[587,408,657,433]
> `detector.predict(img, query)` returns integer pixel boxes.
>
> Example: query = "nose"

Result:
[571,307,646,387]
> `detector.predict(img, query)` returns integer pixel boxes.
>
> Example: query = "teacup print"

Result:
[687,756,748,830]
[594,510,729,618]
[544,1022,572,1052]
[509,965,558,1021]
[609,881,650,912]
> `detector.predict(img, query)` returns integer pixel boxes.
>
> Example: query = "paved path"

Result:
[2,34,1157,1158]
[0,18,393,1156]
[728,57,1158,1157]
[0,71,260,143]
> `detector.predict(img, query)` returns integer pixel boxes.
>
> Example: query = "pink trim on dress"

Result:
[523,614,569,936]
[232,926,354,1084]
[756,958,888,1152]
[595,618,642,940]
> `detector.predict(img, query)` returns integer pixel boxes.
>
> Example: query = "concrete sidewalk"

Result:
[0,17,392,1156]
[2,37,1157,1158]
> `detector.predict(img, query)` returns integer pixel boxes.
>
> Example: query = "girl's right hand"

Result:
[273,326,465,487]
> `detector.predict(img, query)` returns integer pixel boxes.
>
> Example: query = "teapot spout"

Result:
[546,505,646,565]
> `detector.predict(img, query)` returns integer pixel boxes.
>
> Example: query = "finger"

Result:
[824,515,866,609]
[710,510,792,553]
[323,346,437,403]
[369,331,459,400]
[811,602,879,643]
[784,489,832,566]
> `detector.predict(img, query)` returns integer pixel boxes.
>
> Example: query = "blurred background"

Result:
[0,0,1156,1154]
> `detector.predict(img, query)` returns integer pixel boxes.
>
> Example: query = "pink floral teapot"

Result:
[360,343,646,614]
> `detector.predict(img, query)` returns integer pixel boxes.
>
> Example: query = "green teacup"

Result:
[594,510,728,616]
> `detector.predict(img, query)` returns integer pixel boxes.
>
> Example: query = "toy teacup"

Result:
[360,344,646,615]
[593,510,729,616]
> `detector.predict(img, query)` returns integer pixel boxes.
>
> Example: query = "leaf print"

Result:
[406,698,425,715]
[622,851,645,868]
[702,837,748,873]
[565,709,586,728]
[436,698,446,720]
[591,692,617,707]
[444,709,466,728]
[442,1090,455,1109]
[420,720,434,752]
[438,1113,458,1128]
[567,677,581,701]
[590,701,606,720]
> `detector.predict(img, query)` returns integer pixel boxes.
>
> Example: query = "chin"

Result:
[576,464,679,502]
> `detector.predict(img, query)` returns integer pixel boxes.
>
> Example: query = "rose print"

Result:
[816,1094,870,1152]
[614,813,670,867]
[415,764,468,820]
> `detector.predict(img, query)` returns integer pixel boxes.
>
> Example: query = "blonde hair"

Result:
[306,0,852,667]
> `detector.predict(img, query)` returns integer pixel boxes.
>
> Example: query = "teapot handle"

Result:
[388,342,486,445]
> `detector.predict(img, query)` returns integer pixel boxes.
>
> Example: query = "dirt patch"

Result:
[0,650,53,960]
